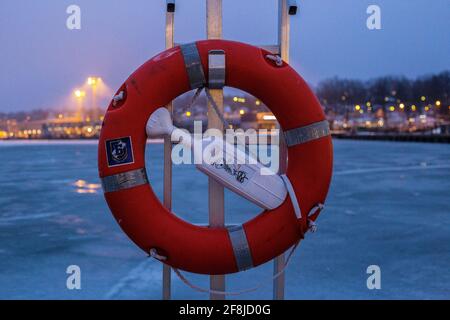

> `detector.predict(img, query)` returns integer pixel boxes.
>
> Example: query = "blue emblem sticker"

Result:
[105,137,134,167]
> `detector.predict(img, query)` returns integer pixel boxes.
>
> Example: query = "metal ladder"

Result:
[161,0,298,300]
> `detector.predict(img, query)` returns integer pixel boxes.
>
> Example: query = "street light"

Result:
[74,89,86,121]
[87,77,101,86]
[87,77,102,121]
[74,89,86,98]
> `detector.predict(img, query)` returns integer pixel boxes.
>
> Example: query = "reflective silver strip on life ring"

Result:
[180,42,206,90]
[101,168,149,193]
[284,120,330,147]
[228,225,253,271]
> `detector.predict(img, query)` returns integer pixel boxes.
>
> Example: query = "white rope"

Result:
[265,54,283,67]
[281,173,324,233]
[149,240,300,296]
[184,86,230,130]
[112,91,125,106]
[280,174,302,219]
[149,248,167,261]
[149,204,323,296]
[187,87,203,110]
[204,87,231,129]
[307,203,324,233]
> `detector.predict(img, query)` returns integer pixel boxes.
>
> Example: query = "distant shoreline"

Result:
[0,139,164,145]
[1,135,449,144]
[332,133,450,144]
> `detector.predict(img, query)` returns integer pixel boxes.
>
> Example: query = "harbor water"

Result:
[0,140,449,299]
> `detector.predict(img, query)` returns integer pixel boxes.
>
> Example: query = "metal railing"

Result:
[161,0,297,300]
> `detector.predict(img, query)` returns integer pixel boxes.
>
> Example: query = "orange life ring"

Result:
[98,40,333,275]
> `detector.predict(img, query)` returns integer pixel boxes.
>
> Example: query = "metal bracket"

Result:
[208,50,226,89]
[163,0,176,301]
[160,0,295,301]
[287,0,297,15]
[166,0,175,13]
[180,43,206,90]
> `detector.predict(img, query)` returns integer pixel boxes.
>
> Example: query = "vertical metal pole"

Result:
[273,0,291,300]
[162,0,175,301]
[76,97,83,122]
[206,0,226,300]
[92,85,97,121]
[279,0,291,63]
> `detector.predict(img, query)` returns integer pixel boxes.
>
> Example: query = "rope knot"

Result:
[112,91,125,106]
[306,203,324,234]
[149,248,167,261]
[265,54,283,67]
[308,220,318,233]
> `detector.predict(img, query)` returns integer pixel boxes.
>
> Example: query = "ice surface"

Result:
[0,140,449,299]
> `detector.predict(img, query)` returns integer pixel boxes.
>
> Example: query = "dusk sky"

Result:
[0,0,449,112]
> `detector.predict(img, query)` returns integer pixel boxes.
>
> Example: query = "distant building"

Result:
[42,120,101,139]
[241,112,277,130]
[0,116,102,139]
